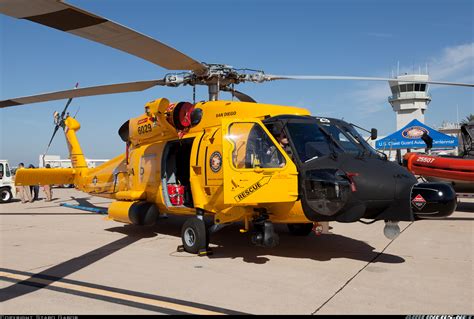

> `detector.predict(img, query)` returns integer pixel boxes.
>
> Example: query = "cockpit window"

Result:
[227,122,286,169]
[322,124,363,154]
[341,124,379,156]
[285,122,342,162]
[283,119,379,163]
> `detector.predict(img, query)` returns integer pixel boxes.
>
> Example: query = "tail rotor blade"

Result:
[61,82,79,117]
[46,125,60,151]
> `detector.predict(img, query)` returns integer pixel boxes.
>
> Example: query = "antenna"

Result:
[73,105,81,118]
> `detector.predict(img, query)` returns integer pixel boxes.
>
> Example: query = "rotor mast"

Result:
[208,84,219,101]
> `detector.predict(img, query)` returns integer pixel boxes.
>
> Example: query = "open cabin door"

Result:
[222,119,298,205]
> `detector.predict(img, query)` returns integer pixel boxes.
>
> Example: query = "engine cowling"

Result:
[119,98,203,146]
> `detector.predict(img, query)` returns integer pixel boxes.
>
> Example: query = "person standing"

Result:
[16,163,33,203]
[28,164,40,201]
[43,164,53,202]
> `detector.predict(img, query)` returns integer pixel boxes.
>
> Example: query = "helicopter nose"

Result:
[300,155,458,223]
[410,182,457,219]
[300,155,418,222]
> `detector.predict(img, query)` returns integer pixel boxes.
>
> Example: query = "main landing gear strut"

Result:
[251,214,279,248]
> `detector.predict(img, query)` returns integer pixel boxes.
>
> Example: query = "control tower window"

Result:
[410,83,427,92]
[392,83,427,94]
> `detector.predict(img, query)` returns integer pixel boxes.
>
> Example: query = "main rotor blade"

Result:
[0,79,165,108]
[0,0,207,74]
[264,75,474,87]
[220,87,256,103]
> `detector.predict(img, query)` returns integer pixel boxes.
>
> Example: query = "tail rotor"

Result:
[42,83,79,166]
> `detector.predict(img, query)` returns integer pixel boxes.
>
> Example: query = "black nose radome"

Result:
[411,182,457,219]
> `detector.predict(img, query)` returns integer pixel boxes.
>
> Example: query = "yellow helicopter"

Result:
[1,0,473,255]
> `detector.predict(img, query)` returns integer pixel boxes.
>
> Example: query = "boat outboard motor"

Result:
[421,131,433,154]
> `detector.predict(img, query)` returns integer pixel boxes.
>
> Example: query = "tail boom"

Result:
[15,168,75,186]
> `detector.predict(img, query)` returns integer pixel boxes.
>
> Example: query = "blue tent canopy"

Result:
[375,119,458,150]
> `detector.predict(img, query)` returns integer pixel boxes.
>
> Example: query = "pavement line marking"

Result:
[0,271,224,315]
[311,221,414,314]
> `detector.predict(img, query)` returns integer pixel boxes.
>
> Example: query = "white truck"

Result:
[0,160,16,203]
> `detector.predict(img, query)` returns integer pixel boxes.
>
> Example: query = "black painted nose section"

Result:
[411,183,457,219]
[300,154,458,223]
[300,155,417,222]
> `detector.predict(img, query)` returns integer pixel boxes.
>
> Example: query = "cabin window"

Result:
[5,164,10,177]
[227,123,285,169]
[0,164,3,179]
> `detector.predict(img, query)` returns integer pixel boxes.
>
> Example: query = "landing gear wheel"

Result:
[181,217,209,254]
[287,223,313,236]
[129,201,151,225]
[0,188,12,203]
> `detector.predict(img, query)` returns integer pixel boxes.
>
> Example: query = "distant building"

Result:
[39,155,108,168]
[438,121,462,155]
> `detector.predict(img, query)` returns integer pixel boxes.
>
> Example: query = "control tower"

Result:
[388,74,431,130]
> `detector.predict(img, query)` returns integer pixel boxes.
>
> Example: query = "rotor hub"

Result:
[164,64,266,88]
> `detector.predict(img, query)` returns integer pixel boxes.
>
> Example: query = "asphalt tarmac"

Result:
[1,188,473,315]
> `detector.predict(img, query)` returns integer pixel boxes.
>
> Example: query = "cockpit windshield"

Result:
[284,118,378,163]
[322,121,378,156]
[285,122,342,162]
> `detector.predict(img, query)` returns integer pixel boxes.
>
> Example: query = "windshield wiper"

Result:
[316,124,340,159]
[304,155,319,163]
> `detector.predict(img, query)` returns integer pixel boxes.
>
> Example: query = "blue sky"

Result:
[1,0,473,165]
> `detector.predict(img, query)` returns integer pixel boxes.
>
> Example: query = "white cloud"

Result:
[353,82,390,115]
[429,43,474,82]
[351,42,474,114]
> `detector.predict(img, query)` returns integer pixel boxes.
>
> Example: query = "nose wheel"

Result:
[251,220,279,248]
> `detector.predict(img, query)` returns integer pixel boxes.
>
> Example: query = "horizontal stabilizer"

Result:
[15,168,75,186]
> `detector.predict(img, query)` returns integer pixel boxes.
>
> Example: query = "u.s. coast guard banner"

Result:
[375,119,458,150]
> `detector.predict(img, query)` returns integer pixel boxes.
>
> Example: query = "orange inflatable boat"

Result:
[404,152,474,193]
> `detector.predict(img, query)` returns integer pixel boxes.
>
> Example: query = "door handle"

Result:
[254,167,263,173]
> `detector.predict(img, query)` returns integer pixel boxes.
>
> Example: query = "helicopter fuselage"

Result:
[45,99,455,227]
